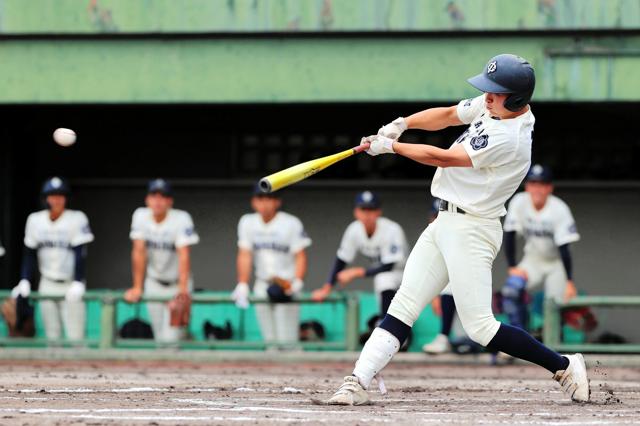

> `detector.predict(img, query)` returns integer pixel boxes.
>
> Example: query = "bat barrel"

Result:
[258,177,272,193]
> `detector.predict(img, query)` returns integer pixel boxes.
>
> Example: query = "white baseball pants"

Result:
[38,277,85,341]
[144,277,192,343]
[387,210,503,346]
[253,280,299,345]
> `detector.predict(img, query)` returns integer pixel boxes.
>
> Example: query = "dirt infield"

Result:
[0,357,637,425]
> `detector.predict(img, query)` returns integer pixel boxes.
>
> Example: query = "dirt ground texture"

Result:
[0,357,638,425]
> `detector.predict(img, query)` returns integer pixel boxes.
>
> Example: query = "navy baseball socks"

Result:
[487,323,568,372]
[487,323,590,401]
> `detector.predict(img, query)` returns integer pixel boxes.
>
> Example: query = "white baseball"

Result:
[53,128,77,147]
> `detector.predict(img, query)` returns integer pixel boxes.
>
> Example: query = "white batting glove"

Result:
[11,279,31,299]
[378,117,408,140]
[363,135,396,156]
[65,281,86,302]
[231,282,250,309]
[289,278,304,296]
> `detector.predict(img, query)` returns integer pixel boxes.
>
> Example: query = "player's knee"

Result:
[460,314,500,346]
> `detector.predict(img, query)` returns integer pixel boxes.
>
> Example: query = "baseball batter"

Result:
[124,179,199,343]
[12,177,93,342]
[232,188,311,348]
[501,164,580,329]
[326,54,589,405]
[311,191,408,319]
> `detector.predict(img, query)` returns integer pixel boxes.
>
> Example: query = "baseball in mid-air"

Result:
[53,128,77,147]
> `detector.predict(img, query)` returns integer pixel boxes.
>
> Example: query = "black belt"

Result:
[438,199,466,215]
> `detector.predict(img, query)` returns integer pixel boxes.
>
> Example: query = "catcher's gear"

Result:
[168,293,191,327]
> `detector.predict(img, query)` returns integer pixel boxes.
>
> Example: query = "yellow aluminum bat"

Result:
[259,143,370,193]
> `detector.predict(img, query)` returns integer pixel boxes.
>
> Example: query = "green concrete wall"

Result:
[1,0,639,33]
[1,36,639,103]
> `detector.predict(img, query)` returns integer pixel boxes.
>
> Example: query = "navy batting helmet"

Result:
[41,176,70,196]
[526,164,553,183]
[467,54,535,112]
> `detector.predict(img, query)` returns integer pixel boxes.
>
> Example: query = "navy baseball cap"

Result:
[355,191,381,209]
[252,183,280,198]
[526,164,553,183]
[41,176,70,196]
[147,178,172,196]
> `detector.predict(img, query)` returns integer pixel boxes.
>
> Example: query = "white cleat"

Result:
[422,333,451,354]
[327,376,370,406]
[553,353,590,402]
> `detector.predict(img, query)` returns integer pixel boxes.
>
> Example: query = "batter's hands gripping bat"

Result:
[258,142,371,193]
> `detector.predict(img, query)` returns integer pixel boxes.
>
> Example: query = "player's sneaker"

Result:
[553,353,590,402]
[422,333,451,354]
[327,376,370,406]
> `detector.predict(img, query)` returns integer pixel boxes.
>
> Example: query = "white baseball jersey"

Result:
[237,211,311,282]
[431,94,535,218]
[129,208,199,282]
[504,192,580,260]
[23,209,94,281]
[336,217,408,272]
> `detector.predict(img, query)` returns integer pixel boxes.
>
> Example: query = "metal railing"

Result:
[544,295,640,353]
[0,290,360,351]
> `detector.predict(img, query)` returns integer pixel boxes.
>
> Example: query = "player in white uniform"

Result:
[12,177,94,342]
[311,191,408,319]
[501,164,580,330]
[232,188,311,348]
[124,179,200,343]
[326,54,589,405]
[0,239,5,258]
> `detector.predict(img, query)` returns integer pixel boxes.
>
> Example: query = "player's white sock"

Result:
[352,327,400,390]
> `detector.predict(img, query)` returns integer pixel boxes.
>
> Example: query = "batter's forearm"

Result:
[236,249,252,283]
[392,142,452,167]
[405,106,462,131]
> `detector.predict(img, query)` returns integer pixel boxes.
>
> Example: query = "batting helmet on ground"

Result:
[467,54,535,112]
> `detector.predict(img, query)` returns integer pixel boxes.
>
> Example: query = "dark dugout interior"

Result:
[1,102,639,286]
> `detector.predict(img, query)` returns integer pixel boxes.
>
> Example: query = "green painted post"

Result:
[99,294,116,349]
[543,298,561,349]
[345,293,360,351]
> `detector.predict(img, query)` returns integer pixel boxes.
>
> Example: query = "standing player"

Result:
[325,54,589,405]
[232,188,311,348]
[311,191,408,320]
[12,177,93,342]
[0,239,4,258]
[501,164,580,330]
[124,179,199,343]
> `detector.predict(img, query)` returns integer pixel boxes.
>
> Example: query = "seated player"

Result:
[232,187,311,349]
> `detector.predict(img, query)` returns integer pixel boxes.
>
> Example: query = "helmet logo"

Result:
[487,61,497,74]
[362,191,373,202]
[51,177,62,188]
